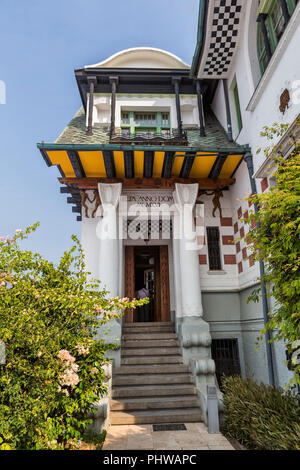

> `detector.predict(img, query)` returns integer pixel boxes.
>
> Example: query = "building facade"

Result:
[38,0,299,425]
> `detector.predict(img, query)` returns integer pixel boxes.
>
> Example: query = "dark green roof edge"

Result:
[191,0,208,78]
[37,142,250,154]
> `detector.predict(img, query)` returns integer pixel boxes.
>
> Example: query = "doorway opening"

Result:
[124,245,170,323]
[134,247,158,322]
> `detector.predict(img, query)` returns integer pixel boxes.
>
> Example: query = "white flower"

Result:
[71,363,79,372]
[58,349,75,363]
[59,368,80,387]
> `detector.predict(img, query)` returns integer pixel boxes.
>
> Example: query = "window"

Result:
[121,111,170,136]
[207,227,222,271]
[257,23,270,73]
[233,82,243,134]
[257,0,298,74]
[162,113,169,126]
[211,339,241,388]
[121,112,129,125]
[134,113,156,126]
[269,1,285,49]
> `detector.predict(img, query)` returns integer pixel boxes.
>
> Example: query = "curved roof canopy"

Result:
[85,47,190,70]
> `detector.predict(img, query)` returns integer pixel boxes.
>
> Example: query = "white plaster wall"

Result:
[229,161,252,211]
[211,82,227,130]
[81,217,100,281]
[92,94,199,129]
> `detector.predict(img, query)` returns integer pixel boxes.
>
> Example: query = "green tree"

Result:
[0,224,144,449]
[245,122,300,386]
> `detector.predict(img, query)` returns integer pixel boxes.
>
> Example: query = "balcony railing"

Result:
[109,129,188,145]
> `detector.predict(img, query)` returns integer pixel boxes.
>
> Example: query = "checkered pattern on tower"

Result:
[198,0,246,79]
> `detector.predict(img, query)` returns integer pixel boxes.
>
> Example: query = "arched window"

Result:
[257,0,298,74]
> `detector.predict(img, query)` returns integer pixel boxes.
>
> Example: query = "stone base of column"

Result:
[177,316,212,364]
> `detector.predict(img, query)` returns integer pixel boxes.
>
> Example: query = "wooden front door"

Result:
[124,245,170,323]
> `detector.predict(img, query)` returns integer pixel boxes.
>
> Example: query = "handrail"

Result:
[109,129,188,144]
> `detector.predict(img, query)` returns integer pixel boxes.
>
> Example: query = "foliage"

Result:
[0,224,145,450]
[245,121,300,385]
[222,376,300,450]
[80,430,106,450]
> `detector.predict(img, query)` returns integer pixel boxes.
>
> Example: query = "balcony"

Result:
[109,129,188,146]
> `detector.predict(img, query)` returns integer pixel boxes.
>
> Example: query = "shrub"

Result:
[222,376,300,450]
[245,122,300,385]
[0,224,144,449]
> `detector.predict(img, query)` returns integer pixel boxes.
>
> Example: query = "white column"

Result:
[174,183,203,317]
[97,183,122,297]
[173,184,219,422]
[96,183,122,368]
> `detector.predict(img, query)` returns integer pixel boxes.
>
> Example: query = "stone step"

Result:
[112,384,197,398]
[110,408,202,425]
[122,327,175,334]
[121,355,183,365]
[115,364,189,375]
[112,322,202,424]
[124,322,173,327]
[113,373,193,386]
[122,333,177,340]
[111,396,199,411]
[122,339,179,348]
[122,347,181,356]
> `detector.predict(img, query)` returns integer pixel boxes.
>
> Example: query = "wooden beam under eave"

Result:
[58,177,236,190]
[67,150,85,178]
[209,153,228,180]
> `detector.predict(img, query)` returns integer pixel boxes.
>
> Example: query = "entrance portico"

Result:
[96,182,205,327]
[38,46,254,426]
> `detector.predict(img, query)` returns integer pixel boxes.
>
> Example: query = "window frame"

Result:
[257,23,269,74]
[233,82,243,134]
[206,226,222,271]
[257,0,298,74]
[267,1,285,51]
[287,0,298,15]
[121,110,170,136]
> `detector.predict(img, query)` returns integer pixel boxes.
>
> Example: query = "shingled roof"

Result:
[55,107,245,151]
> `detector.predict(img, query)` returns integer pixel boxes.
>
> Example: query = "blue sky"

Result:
[0,0,199,263]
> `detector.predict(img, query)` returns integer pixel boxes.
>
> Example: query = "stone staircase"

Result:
[110,322,202,425]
